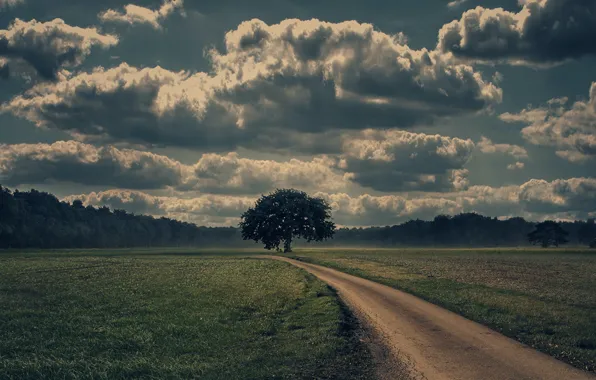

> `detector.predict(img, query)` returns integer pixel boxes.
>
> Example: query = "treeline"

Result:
[316,214,596,248]
[2,186,596,249]
[0,186,242,249]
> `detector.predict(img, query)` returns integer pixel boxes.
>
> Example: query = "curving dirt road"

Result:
[264,256,595,380]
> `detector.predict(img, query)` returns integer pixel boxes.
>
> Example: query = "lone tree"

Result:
[527,221,569,248]
[239,189,335,253]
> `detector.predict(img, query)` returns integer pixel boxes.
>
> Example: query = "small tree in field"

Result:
[239,189,335,253]
[528,221,569,248]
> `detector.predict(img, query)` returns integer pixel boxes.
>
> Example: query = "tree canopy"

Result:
[239,189,335,252]
[528,221,569,248]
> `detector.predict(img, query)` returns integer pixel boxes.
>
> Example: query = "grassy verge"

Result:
[0,253,375,379]
[290,248,596,373]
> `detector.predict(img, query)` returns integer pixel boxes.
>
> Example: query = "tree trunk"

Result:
[283,236,292,253]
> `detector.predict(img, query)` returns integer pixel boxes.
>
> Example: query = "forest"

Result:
[1,186,595,249]
[0,186,239,249]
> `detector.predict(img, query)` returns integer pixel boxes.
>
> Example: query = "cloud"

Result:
[64,190,255,226]
[0,58,8,79]
[519,177,596,215]
[212,19,502,132]
[500,82,596,162]
[0,18,118,80]
[3,19,501,151]
[99,0,185,30]
[437,0,596,66]
[0,140,348,194]
[477,136,528,159]
[0,132,484,194]
[66,177,596,227]
[1,63,241,149]
[189,152,348,194]
[0,0,23,9]
[507,162,525,170]
[334,129,475,191]
[447,0,469,9]
[314,191,462,226]
[0,140,188,189]
[316,177,596,226]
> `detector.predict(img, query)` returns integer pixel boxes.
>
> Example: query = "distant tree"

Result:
[528,221,569,248]
[590,238,596,249]
[239,189,336,253]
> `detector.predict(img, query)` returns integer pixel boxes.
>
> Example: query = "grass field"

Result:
[289,248,596,373]
[0,250,374,379]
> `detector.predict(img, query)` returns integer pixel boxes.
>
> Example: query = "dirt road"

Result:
[265,256,595,380]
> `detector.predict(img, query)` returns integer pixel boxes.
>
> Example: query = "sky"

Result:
[0,0,595,227]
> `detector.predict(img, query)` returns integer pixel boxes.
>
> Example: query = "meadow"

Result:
[0,250,375,379]
[290,247,596,373]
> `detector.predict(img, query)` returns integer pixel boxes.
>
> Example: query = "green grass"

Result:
[288,247,596,373]
[0,251,375,379]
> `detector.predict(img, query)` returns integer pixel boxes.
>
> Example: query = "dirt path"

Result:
[264,256,595,380]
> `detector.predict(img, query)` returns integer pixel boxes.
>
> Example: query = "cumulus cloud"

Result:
[316,177,596,226]
[0,132,483,194]
[518,177,596,215]
[437,0,596,66]
[500,82,596,162]
[64,190,255,226]
[335,129,475,191]
[189,153,348,194]
[477,136,528,159]
[0,140,188,189]
[0,140,350,194]
[65,177,596,227]
[2,19,501,151]
[315,191,463,226]
[0,18,118,80]
[212,19,501,131]
[1,64,241,149]
[99,0,185,30]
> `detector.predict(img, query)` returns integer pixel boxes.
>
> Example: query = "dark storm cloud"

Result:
[2,19,501,152]
[438,0,596,66]
[0,18,117,80]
